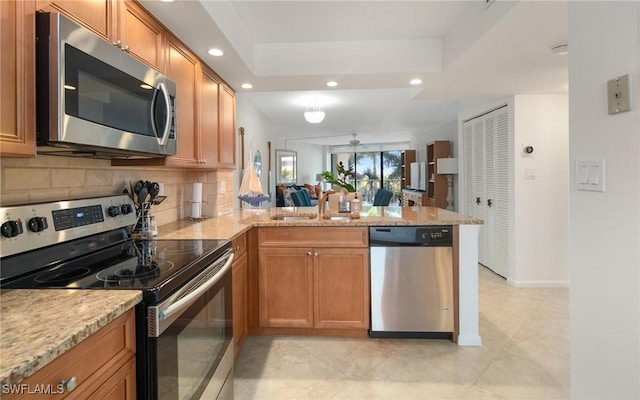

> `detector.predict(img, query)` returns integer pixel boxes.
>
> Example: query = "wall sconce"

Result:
[437,157,458,211]
[304,105,325,123]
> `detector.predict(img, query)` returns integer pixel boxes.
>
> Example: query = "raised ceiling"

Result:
[139,0,568,145]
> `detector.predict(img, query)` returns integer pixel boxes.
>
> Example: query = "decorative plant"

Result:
[321,161,356,192]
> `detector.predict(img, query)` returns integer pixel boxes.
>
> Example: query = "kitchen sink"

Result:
[329,216,351,221]
[270,213,317,221]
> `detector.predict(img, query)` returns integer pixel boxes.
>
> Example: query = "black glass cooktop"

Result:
[1,233,230,303]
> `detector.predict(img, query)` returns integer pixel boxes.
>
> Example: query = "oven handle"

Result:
[147,249,234,337]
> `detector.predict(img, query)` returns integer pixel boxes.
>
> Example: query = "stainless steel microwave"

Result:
[35,12,177,159]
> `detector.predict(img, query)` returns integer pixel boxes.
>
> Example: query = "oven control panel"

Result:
[0,195,137,258]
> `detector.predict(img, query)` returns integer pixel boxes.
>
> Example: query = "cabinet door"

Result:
[165,37,198,166]
[199,67,221,166]
[85,357,136,400]
[119,0,165,70]
[0,0,36,157]
[314,248,369,329]
[40,0,116,41]
[232,251,247,358]
[259,248,313,328]
[219,84,236,167]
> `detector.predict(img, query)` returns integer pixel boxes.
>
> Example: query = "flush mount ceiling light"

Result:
[304,104,325,124]
[208,48,224,57]
[326,81,338,87]
[241,83,253,89]
[410,78,423,86]
[550,43,568,56]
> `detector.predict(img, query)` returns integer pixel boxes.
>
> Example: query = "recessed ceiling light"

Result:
[550,43,568,56]
[410,79,422,86]
[241,83,253,89]
[159,0,174,2]
[326,81,338,87]
[140,84,153,90]
[208,48,224,57]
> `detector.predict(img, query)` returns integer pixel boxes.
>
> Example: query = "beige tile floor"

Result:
[234,266,570,399]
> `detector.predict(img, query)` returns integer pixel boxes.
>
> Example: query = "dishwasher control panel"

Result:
[369,226,452,247]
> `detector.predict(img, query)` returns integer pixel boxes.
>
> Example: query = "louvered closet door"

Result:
[483,111,497,270]
[471,117,487,265]
[493,107,510,278]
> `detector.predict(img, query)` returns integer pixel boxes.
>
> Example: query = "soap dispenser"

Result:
[351,193,361,219]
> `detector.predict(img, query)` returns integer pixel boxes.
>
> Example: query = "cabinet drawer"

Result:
[5,309,135,400]
[258,227,368,248]
[232,233,247,257]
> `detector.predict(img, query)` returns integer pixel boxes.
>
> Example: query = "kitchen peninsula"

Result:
[157,205,483,347]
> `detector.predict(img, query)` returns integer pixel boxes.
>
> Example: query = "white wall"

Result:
[512,95,569,286]
[410,120,459,162]
[234,94,273,208]
[569,2,640,398]
[457,95,569,287]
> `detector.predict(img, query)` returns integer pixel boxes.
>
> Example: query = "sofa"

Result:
[276,183,321,207]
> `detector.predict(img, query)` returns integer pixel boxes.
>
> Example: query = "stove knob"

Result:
[27,217,48,233]
[108,206,122,217]
[1,220,24,238]
[120,203,133,215]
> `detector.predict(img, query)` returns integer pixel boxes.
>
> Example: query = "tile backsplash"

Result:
[0,155,234,227]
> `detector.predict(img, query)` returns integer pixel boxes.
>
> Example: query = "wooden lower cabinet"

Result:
[232,250,248,357]
[314,248,369,329]
[257,227,369,334]
[4,309,136,400]
[259,247,314,328]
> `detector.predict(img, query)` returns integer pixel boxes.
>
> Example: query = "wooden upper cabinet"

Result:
[199,66,221,166]
[119,0,165,70]
[219,84,236,167]
[0,0,36,157]
[40,0,165,70]
[164,37,198,167]
[38,0,117,41]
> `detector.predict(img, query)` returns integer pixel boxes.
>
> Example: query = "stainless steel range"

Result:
[0,195,234,400]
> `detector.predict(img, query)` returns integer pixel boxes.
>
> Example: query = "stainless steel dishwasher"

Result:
[369,226,454,338]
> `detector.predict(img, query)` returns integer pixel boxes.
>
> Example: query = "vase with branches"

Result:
[321,161,356,192]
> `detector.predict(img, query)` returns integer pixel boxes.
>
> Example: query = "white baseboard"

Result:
[506,278,569,288]
[457,334,482,346]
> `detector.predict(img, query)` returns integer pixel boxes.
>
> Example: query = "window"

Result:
[330,151,402,204]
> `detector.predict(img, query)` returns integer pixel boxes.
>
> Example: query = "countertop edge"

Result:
[0,290,142,386]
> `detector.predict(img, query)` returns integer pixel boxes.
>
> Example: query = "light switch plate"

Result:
[608,74,632,114]
[576,159,606,192]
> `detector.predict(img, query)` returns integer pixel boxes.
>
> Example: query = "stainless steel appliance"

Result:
[35,12,177,159]
[369,226,454,338]
[0,195,233,400]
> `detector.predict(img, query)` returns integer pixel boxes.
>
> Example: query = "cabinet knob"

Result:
[113,40,122,48]
[60,376,77,393]
[123,45,130,53]
[314,252,319,257]
[307,251,312,256]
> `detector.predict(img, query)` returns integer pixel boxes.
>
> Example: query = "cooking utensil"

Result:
[148,182,160,202]
[137,187,148,205]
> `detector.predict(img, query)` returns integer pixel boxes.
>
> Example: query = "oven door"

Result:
[147,250,234,400]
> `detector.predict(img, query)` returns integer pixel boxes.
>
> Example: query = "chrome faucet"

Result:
[318,189,337,219]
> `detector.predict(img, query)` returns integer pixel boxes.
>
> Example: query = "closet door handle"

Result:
[487,199,493,207]
[476,197,481,205]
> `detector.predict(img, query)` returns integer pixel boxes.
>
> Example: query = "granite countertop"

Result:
[0,289,142,386]
[157,205,483,241]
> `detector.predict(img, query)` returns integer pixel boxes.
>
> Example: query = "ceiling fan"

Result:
[349,133,360,146]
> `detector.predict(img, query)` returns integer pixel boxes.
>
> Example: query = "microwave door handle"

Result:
[151,82,171,146]
[159,252,234,322]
